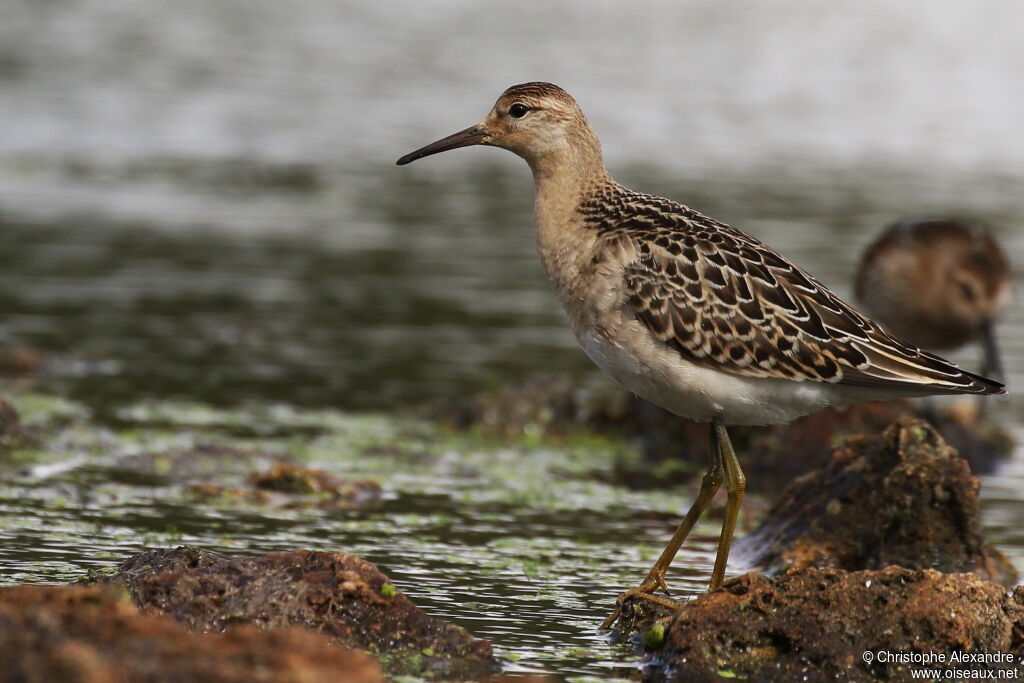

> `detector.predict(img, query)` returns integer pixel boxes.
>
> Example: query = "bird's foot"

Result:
[600,571,682,629]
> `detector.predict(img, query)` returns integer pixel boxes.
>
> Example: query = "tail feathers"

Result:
[841,342,1006,397]
[957,368,1006,396]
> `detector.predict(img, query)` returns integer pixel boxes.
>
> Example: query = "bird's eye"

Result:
[509,103,530,119]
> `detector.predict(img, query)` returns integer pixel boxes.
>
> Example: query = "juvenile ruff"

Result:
[856,218,1012,381]
[396,83,1005,627]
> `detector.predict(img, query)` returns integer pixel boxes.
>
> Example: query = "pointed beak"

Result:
[396,124,489,165]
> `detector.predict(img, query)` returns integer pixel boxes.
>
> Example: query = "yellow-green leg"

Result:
[709,417,745,590]
[601,421,724,629]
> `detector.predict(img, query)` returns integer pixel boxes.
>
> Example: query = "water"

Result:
[1,1,1023,678]
[0,396,733,678]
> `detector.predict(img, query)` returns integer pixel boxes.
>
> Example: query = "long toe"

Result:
[601,585,684,629]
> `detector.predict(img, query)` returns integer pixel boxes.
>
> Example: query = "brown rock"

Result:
[0,584,383,683]
[248,462,383,505]
[110,546,499,680]
[748,399,1015,478]
[185,463,383,510]
[648,567,1024,682]
[737,418,1017,585]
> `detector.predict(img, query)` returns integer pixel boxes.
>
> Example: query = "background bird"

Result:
[855,218,1012,382]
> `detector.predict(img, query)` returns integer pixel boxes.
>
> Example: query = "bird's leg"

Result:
[709,417,745,590]
[601,424,724,629]
[972,317,1003,420]
[980,317,1004,383]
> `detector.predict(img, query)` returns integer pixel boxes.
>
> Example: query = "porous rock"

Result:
[737,418,1016,585]
[648,567,1024,682]
[0,583,383,683]
[110,546,499,680]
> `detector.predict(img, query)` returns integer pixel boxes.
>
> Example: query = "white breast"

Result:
[572,322,861,426]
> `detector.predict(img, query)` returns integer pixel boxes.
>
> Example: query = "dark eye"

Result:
[509,103,529,118]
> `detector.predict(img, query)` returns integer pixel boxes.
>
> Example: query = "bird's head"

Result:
[396,82,599,170]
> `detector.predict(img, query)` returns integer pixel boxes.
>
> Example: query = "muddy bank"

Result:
[108,546,500,680]
[430,378,1013,489]
[738,418,1017,585]
[645,567,1024,682]
[0,583,383,683]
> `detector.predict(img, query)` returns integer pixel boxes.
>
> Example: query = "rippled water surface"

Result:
[1,1,1023,679]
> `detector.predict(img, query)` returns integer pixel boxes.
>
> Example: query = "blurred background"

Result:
[1,0,1021,414]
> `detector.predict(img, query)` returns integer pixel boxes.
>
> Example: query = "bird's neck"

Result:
[529,135,611,244]
[528,136,612,301]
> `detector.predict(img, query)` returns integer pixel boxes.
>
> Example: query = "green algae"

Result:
[643,623,666,649]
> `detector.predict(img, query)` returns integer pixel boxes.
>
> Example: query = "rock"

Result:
[249,462,383,503]
[109,546,499,680]
[749,399,1015,478]
[0,583,383,683]
[737,418,1017,586]
[186,463,382,509]
[646,567,1024,682]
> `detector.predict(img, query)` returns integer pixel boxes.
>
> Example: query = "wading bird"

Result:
[396,83,1004,627]
[856,218,1011,382]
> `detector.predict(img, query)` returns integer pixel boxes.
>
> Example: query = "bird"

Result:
[395,83,1005,628]
[855,218,1012,382]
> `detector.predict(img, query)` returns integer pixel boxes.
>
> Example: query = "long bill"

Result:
[396,125,489,165]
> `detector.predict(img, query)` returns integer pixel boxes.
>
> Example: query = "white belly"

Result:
[572,323,860,426]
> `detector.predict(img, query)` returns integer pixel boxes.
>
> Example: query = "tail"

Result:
[841,342,1006,397]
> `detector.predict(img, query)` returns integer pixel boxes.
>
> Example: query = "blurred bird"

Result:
[396,83,1005,627]
[855,218,1012,382]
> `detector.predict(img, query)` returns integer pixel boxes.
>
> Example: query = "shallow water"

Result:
[1,1,1023,679]
[1,393,1022,679]
[0,394,732,678]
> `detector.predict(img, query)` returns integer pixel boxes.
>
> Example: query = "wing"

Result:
[594,192,1003,396]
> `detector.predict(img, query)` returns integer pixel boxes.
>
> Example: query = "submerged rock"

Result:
[0,584,383,683]
[647,567,1024,682]
[249,462,383,502]
[737,418,1017,585]
[187,463,383,509]
[109,546,499,680]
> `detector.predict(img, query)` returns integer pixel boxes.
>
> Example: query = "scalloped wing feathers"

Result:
[577,185,1004,396]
